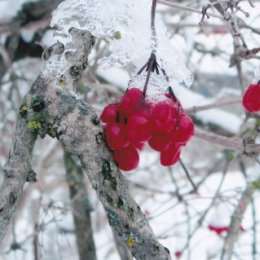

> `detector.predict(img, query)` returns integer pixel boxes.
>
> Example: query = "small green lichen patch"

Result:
[19,104,28,118]
[114,31,122,40]
[58,77,65,86]
[21,105,28,111]
[223,149,234,161]
[123,231,142,248]
[252,180,260,190]
[47,126,58,138]
[27,120,42,130]
[127,237,135,248]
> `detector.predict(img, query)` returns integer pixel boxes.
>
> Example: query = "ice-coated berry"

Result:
[242,83,260,112]
[104,124,129,150]
[160,143,181,166]
[114,145,139,171]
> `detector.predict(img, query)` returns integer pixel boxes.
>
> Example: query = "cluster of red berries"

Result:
[242,82,260,112]
[100,87,194,171]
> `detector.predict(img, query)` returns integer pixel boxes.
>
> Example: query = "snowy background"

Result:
[0,0,260,259]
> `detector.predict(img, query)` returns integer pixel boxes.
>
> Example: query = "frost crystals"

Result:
[49,0,193,87]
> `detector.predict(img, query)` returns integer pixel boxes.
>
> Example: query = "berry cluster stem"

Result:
[143,53,156,97]
[151,0,158,54]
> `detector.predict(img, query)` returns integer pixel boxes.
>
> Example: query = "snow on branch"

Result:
[49,0,193,88]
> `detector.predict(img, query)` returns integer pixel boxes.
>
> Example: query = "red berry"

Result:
[151,101,179,133]
[104,124,129,150]
[100,104,118,124]
[208,225,245,235]
[208,225,228,235]
[175,251,182,258]
[148,132,171,151]
[127,114,152,144]
[133,142,145,150]
[119,88,144,115]
[160,144,181,166]
[114,145,139,171]
[170,114,194,145]
[242,83,260,112]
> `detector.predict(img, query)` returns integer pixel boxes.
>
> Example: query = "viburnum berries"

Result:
[100,87,194,171]
[100,52,194,171]
[242,82,260,112]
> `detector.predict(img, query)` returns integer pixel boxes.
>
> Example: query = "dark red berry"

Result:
[170,114,194,145]
[242,83,260,112]
[208,225,245,235]
[208,225,228,235]
[175,251,182,258]
[151,101,179,133]
[133,142,145,150]
[127,114,152,144]
[118,88,143,115]
[148,132,171,151]
[160,143,181,166]
[114,145,139,171]
[100,104,119,124]
[104,124,129,149]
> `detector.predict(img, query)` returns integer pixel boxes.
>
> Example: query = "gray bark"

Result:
[221,184,255,260]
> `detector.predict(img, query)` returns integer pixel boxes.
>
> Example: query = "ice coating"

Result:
[51,0,132,37]
[98,0,194,87]
[128,72,170,104]
[49,0,193,87]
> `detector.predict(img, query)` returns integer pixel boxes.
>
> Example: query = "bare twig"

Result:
[159,0,223,20]
[185,96,242,113]
[195,127,260,154]
[221,183,255,260]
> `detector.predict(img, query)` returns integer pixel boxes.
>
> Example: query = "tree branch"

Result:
[194,127,260,154]
[0,108,37,242]
[221,184,255,260]
[0,28,171,260]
